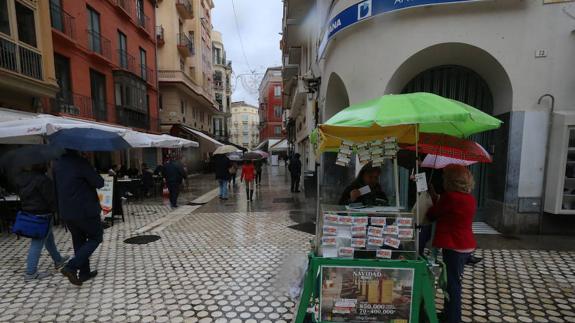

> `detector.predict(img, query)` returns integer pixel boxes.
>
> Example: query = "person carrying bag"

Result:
[12,164,69,282]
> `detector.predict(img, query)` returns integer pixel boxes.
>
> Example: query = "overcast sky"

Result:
[212,0,283,106]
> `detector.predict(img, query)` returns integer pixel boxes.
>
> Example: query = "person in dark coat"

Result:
[53,150,105,286]
[141,163,154,198]
[213,154,231,200]
[288,153,302,193]
[338,163,388,206]
[15,163,69,281]
[162,158,187,208]
[255,160,263,185]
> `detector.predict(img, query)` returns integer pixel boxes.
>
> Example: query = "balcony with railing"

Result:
[86,29,112,61]
[176,0,194,19]
[136,12,153,36]
[0,36,43,80]
[213,80,224,91]
[140,64,155,86]
[177,33,194,57]
[117,49,137,74]
[48,91,110,121]
[116,107,151,130]
[115,0,133,18]
[50,1,75,41]
[156,26,165,46]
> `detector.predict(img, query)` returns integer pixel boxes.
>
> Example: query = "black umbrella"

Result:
[0,145,66,171]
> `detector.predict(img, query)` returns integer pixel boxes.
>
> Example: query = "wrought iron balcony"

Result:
[177,33,194,57]
[0,36,43,80]
[156,26,165,46]
[176,0,194,19]
[116,0,133,17]
[86,29,112,61]
[50,1,75,40]
[137,12,152,35]
[116,107,151,130]
[117,49,136,73]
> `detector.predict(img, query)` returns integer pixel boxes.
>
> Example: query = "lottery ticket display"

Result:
[319,211,417,260]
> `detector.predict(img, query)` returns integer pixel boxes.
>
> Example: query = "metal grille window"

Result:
[15,1,36,47]
[0,0,9,35]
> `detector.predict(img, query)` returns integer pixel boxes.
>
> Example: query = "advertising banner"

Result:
[320,0,486,56]
[320,266,414,322]
[97,174,114,219]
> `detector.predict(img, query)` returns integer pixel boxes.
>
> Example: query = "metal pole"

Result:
[394,157,400,208]
[538,94,555,234]
[415,124,420,258]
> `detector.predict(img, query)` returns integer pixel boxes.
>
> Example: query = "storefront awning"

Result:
[0,108,196,148]
[270,138,288,151]
[179,125,224,147]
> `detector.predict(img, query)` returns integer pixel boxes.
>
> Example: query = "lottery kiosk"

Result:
[294,135,439,323]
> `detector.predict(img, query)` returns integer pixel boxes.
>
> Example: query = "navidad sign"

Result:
[319,0,487,57]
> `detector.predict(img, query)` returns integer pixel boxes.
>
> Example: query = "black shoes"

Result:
[61,268,82,286]
[80,270,98,283]
[466,255,483,265]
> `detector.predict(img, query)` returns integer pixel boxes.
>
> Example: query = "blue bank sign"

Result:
[319,0,484,57]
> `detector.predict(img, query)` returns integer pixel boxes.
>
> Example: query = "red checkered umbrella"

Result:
[404,133,492,163]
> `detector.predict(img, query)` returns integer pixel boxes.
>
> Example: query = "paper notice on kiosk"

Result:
[415,172,428,192]
[358,185,371,196]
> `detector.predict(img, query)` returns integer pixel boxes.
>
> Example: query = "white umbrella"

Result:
[213,145,240,155]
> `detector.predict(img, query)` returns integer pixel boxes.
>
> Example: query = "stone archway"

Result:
[324,72,350,121]
[386,43,513,222]
[320,72,355,204]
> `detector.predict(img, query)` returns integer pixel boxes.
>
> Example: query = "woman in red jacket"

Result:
[241,160,256,201]
[427,164,476,323]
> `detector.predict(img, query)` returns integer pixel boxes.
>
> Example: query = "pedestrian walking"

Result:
[53,150,105,286]
[426,164,477,323]
[229,162,238,188]
[162,158,187,208]
[288,153,302,193]
[15,163,69,281]
[255,160,263,186]
[214,154,231,200]
[241,160,256,201]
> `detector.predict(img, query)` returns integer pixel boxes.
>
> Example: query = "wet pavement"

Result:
[0,166,574,322]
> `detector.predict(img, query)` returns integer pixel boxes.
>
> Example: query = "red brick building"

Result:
[258,67,284,142]
[48,0,158,132]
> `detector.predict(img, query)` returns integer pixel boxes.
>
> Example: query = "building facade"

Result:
[157,0,217,134]
[48,0,158,134]
[258,67,284,143]
[229,101,259,150]
[283,0,575,234]
[211,30,232,142]
[0,0,59,112]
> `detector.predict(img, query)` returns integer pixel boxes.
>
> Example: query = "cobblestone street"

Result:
[0,168,575,322]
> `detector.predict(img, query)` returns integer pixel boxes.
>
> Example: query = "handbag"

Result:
[12,211,50,239]
[411,191,434,225]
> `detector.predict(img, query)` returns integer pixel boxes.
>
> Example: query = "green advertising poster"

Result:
[320,266,414,322]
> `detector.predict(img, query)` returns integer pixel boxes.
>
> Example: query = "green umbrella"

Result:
[323,92,502,138]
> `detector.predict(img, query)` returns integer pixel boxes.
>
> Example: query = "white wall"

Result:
[315,0,575,202]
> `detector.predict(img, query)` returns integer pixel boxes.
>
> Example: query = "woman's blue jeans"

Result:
[26,221,63,275]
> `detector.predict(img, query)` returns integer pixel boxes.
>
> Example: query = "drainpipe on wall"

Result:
[538,93,555,234]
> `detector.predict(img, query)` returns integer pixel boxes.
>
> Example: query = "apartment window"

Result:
[90,69,107,121]
[54,54,72,104]
[136,0,144,25]
[15,1,37,47]
[114,71,147,113]
[0,0,9,35]
[139,47,147,80]
[242,115,248,122]
[179,58,184,71]
[87,6,101,53]
[274,105,282,118]
[180,100,185,115]
[159,94,163,110]
[118,31,127,68]
[274,85,281,97]
[243,134,249,143]
[274,126,282,135]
